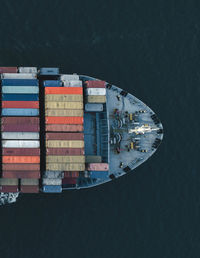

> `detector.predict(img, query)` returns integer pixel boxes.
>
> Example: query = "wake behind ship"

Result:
[0,67,163,205]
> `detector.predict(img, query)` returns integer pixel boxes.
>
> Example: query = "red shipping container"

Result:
[3,148,40,156]
[85,80,106,88]
[45,87,83,95]
[87,163,109,171]
[62,178,77,185]
[2,171,40,179]
[46,148,84,156]
[64,171,79,178]
[45,117,83,125]
[3,164,40,171]
[2,101,39,109]
[46,133,84,140]
[2,117,39,125]
[3,156,40,164]
[45,124,83,132]
[0,67,18,73]
[0,185,18,192]
[20,185,39,193]
[2,124,39,132]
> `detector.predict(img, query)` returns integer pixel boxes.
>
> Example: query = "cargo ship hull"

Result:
[0,67,163,205]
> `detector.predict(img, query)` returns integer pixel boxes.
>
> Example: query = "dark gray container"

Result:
[85,103,103,112]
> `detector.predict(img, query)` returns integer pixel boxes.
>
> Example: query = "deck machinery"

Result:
[0,67,163,205]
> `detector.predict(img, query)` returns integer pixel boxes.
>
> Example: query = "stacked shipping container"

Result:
[85,80,106,104]
[84,80,109,180]
[44,75,85,192]
[0,68,40,193]
[0,70,110,194]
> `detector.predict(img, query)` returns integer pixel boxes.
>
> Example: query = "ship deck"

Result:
[0,69,163,205]
[78,75,163,188]
[107,84,163,177]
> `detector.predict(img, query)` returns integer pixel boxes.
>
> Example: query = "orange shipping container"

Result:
[45,117,83,125]
[45,87,83,95]
[2,101,39,109]
[3,156,40,164]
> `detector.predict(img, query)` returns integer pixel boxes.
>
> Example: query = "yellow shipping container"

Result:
[46,155,85,163]
[0,178,18,185]
[45,101,83,110]
[46,140,84,148]
[87,95,106,103]
[45,94,83,102]
[45,109,84,117]
[85,155,102,163]
[46,163,85,171]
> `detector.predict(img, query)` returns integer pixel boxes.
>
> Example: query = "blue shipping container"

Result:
[90,171,109,179]
[40,68,59,75]
[43,80,62,87]
[43,185,62,193]
[2,94,39,101]
[2,108,39,116]
[2,79,39,86]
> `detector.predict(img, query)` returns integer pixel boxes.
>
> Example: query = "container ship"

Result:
[0,67,163,205]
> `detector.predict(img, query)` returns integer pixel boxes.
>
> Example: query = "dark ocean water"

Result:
[0,1,199,257]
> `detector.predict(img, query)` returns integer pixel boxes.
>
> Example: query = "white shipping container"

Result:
[2,132,39,140]
[60,74,79,81]
[18,67,38,73]
[86,88,106,96]
[63,80,82,87]
[42,178,62,185]
[44,171,63,179]
[2,86,39,94]
[2,140,40,148]
[1,73,37,79]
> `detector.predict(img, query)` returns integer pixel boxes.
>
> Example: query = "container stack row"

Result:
[44,75,85,192]
[85,80,106,104]
[85,156,109,180]
[0,67,40,193]
[60,74,83,87]
[87,163,109,180]
[84,80,109,181]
